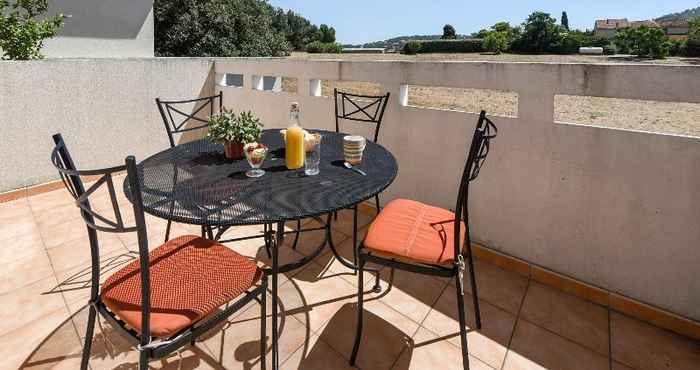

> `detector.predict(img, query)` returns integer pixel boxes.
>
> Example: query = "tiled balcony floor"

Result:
[1,185,700,370]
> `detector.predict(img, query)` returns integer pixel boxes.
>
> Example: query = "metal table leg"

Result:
[271,221,283,370]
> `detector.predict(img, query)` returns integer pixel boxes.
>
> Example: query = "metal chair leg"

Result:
[138,350,149,370]
[164,219,172,243]
[80,305,97,370]
[374,194,381,214]
[465,245,482,329]
[455,276,471,370]
[263,223,272,259]
[291,219,301,250]
[350,258,365,366]
[200,225,206,238]
[261,276,268,370]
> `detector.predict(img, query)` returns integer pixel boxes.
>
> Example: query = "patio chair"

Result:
[350,111,497,370]
[50,134,270,370]
[156,92,223,242]
[334,88,390,213]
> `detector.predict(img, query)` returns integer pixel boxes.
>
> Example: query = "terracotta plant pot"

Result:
[224,141,245,160]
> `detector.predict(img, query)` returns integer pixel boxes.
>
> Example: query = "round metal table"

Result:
[126,129,397,369]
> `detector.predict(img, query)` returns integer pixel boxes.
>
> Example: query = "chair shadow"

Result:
[305,302,413,370]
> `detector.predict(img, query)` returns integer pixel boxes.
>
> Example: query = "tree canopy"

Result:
[442,24,457,39]
[154,0,327,57]
[0,0,65,60]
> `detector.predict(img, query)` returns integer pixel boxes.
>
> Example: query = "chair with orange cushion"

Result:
[350,111,497,370]
[50,134,271,370]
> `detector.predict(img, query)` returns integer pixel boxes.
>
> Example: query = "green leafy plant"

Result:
[207,109,263,144]
[406,39,483,54]
[0,0,65,60]
[442,24,456,39]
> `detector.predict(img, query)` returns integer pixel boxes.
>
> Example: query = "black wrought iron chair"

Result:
[155,92,223,242]
[156,92,223,148]
[50,134,270,370]
[350,111,497,370]
[334,88,390,213]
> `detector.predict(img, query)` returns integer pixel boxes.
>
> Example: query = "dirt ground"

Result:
[280,53,700,137]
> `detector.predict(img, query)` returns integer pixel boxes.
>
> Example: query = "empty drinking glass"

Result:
[304,133,322,176]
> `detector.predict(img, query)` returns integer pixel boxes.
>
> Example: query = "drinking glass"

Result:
[304,133,322,176]
[244,143,268,178]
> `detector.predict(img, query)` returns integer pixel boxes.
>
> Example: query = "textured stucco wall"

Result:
[0,58,213,191]
[213,58,700,321]
[43,0,154,58]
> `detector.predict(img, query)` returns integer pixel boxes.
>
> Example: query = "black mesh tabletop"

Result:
[126,130,397,226]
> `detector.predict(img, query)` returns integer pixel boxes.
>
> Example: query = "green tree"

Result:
[0,0,65,60]
[512,11,562,53]
[614,26,670,59]
[442,24,457,39]
[689,17,700,41]
[483,31,508,54]
[285,10,321,50]
[561,11,569,30]
[319,24,336,43]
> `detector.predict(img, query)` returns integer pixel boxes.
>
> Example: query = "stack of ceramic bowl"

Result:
[343,135,366,165]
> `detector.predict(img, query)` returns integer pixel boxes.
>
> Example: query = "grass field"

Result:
[280,53,700,137]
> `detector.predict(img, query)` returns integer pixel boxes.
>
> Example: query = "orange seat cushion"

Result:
[101,235,262,338]
[363,199,465,265]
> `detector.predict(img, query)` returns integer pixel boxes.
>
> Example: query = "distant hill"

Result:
[343,34,471,50]
[656,7,700,22]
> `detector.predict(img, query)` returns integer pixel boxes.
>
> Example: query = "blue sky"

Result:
[267,1,698,44]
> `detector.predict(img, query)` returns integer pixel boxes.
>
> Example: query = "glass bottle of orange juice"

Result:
[285,102,305,169]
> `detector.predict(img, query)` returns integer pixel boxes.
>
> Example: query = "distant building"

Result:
[594,18,688,40]
[659,20,691,40]
[594,19,630,38]
[43,0,154,58]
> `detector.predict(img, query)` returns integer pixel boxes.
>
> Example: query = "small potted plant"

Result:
[207,109,263,159]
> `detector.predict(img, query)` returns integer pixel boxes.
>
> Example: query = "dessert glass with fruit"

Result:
[244,142,268,178]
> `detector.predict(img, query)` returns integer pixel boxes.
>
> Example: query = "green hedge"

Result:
[403,39,483,54]
[306,41,343,53]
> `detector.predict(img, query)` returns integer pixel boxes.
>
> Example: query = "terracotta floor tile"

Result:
[369,267,449,324]
[38,218,88,249]
[0,216,38,243]
[27,190,74,214]
[331,208,375,237]
[393,327,495,370]
[0,198,33,223]
[319,300,419,370]
[452,258,529,315]
[282,335,354,370]
[33,201,82,230]
[201,303,310,370]
[423,288,517,368]
[0,277,67,336]
[314,232,382,288]
[612,361,634,370]
[1,306,76,370]
[611,312,700,370]
[0,232,45,265]
[276,262,359,333]
[520,281,610,355]
[0,248,53,294]
[47,234,126,274]
[503,319,610,370]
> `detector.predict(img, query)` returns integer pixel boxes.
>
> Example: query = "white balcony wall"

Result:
[1,58,699,322]
[213,59,700,322]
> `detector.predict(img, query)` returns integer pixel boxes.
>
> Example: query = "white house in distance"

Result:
[43,0,154,58]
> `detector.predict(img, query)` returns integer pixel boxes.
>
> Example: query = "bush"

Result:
[403,40,422,54]
[615,26,670,59]
[669,39,686,56]
[483,32,509,54]
[305,41,342,53]
[411,39,483,53]
[686,39,700,57]
[602,44,617,55]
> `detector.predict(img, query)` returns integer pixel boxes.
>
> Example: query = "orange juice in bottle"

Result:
[285,102,305,169]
